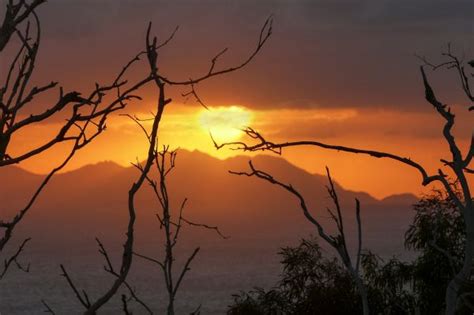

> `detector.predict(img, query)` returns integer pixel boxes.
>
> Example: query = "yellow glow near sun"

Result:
[199,106,252,142]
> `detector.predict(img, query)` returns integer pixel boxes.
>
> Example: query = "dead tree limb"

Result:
[216,49,473,315]
[96,238,153,314]
[0,0,46,51]
[0,237,30,280]
[230,161,370,314]
[62,15,270,314]
[0,0,155,282]
[133,145,226,315]
[41,299,56,314]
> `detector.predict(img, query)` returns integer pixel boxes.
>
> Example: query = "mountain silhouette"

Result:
[0,150,419,314]
[1,150,416,251]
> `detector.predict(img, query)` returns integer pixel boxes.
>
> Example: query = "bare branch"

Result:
[0,7,156,280]
[218,127,444,187]
[158,15,272,86]
[122,114,152,142]
[181,218,229,240]
[0,131,85,252]
[0,0,46,51]
[48,11,267,313]
[0,237,30,279]
[182,83,208,109]
[133,251,165,269]
[121,294,132,315]
[81,24,168,314]
[417,44,474,104]
[355,199,362,274]
[41,299,56,314]
[230,161,336,246]
[157,25,179,49]
[95,239,153,314]
[60,264,90,310]
[216,46,472,315]
[229,161,369,314]
[325,167,346,244]
[173,247,200,297]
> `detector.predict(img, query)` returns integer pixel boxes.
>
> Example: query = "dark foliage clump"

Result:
[228,191,474,314]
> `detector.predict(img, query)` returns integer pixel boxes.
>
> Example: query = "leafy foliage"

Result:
[405,189,472,313]
[228,237,361,315]
[361,252,417,314]
[228,190,473,314]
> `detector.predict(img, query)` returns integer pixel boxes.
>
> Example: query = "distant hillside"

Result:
[0,150,420,314]
[381,193,419,206]
[0,150,416,250]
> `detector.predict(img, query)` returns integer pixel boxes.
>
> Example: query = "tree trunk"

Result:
[354,273,370,315]
[446,210,474,314]
[167,297,175,315]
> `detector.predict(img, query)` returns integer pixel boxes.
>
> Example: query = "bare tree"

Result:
[60,16,272,314]
[0,0,152,280]
[0,0,45,51]
[229,161,369,314]
[215,46,473,314]
[132,145,227,315]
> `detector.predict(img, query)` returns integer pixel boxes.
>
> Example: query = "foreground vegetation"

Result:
[228,191,473,314]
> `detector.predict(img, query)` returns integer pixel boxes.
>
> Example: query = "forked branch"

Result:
[229,161,369,314]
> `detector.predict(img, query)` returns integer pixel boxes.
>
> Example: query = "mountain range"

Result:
[0,150,418,248]
[0,150,419,314]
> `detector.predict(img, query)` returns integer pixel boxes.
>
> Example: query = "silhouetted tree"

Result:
[59,14,272,314]
[361,189,473,314]
[228,237,365,315]
[132,146,227,315]
[404,188,473,313]
[0,0,151,281]
[228,189,473,314]
[228,163,370,314]
[216,46,473,315]
[361,253,417,314]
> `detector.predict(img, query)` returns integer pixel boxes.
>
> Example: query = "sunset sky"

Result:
[3,0,473,198]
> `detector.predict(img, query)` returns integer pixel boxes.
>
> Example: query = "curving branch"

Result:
[159,16,272,86]
[230,161,334,245]
[167,16,272,108]
[41,299,56,314]
[0,0,46,51]
[60,264,91,310]
[0,0,154,282]
[78,32,167,314]
[215,126,444,187]
[59,12,270,314]
[417,43,474,105]
[216,47,472,314]
[214,66,472,211]
[134,145,226,315]
[0,237,30,280]
[96,238,153,314]
[229,161,369,314]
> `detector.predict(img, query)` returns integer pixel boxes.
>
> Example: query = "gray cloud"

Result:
[3,0,473,113]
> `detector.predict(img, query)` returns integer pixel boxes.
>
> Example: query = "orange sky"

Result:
[9,102,473,199]
[3,1,473,199]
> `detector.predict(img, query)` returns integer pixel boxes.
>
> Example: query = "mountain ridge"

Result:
[3,149,417,203]
[0,149,418,315]
[0,149,418,254]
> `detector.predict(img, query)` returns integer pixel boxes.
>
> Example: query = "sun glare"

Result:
[198,106,252,142]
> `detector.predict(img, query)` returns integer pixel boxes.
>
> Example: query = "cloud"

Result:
[252,106,473,141]
[3,0,473,115]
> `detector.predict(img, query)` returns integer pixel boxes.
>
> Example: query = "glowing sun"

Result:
[198,106,252,142]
